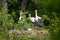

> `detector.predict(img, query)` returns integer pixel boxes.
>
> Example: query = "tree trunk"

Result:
[21,0,27,11]
[2,0,8,10]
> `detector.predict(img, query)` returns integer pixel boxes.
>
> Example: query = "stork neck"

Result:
[35,11,37,18]
[35,10,38,18]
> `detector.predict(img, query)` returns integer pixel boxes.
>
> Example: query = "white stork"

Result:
[29,10,44,27]
[29,14,35,22]
[35,10,42,21]
[19,11,23,20]
[19,16,22,20]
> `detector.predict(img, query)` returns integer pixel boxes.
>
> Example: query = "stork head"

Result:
[29,14,31,17]
[35,10,37,13]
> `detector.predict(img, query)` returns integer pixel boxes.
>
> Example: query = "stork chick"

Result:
[19,16,23,20]
[29,14,35,22]
[35,10,42,22]
[29,10,44,27]
[19,11,23,20]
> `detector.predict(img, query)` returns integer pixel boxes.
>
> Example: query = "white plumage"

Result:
[35,10,42,22]
[29,9,44,27]
[30,17,35,22]
[29,14,35,22]
[29,10,42,22]
[19,16,22,20]
[19,11,23,20]
[27,28,32,31]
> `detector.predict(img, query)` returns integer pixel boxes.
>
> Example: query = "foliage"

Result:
[0,0,60,40]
